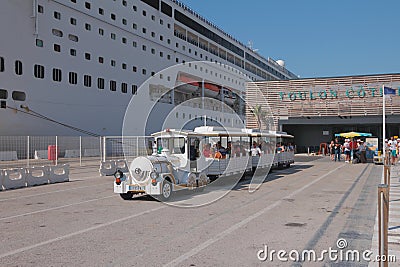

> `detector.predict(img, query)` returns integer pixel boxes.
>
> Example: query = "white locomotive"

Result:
[114,126,294,200]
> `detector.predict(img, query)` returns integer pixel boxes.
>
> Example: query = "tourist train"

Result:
[114,126,294,200]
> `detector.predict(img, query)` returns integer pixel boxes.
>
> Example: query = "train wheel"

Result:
[120,192,133,200]
[161,180,173,200]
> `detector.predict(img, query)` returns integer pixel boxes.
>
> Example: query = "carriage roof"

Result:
[151,126,293,139]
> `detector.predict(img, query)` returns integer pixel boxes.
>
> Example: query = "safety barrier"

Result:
[64,149,80,158]
[115,159,129,173]
[34,150,48,159]
[0,151,18,161]
[99,160,129,176]
[48,164,69,183]
[26,166,49,186]
[84,149,100,157]
[0,170,4,191]
[2,168,26,190]
[99,160,116,176]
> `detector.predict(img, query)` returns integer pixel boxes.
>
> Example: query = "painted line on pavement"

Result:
[164,164,344,267]
[0,206,165,260]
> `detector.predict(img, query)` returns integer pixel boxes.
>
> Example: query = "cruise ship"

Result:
[0,0,297,136]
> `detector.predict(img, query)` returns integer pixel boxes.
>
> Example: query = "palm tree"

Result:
[251,104,266,130]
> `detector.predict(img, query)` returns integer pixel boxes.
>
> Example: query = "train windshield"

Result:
[157,137,186,154]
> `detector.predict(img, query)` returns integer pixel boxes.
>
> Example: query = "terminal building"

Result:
[246,73,400,153]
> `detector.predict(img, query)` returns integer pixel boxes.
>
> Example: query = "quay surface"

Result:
[0,156,398,266]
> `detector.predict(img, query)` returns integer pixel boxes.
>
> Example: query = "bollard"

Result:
[378,184,389,267]
[307,147,310,156]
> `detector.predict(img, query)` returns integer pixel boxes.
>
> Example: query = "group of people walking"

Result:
[328,138,367,163]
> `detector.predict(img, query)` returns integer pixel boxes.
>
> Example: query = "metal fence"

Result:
[0,136,153,170]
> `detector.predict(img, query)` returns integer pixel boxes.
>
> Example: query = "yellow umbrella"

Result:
[334,132,372,138]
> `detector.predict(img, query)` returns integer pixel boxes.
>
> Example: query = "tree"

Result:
[251,104,266,130]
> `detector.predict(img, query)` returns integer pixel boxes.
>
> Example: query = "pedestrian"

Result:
[329,140,335,161]
[358,141,367,163]
[343,139,351,163]
[334,139,342,162]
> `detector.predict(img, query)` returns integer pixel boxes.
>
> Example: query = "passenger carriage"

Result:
[114,126,294,200]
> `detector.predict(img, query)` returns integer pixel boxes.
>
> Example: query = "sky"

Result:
[179,0,400,78]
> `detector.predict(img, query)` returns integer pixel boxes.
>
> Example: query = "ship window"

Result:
[122,0,127,7]
[151,48,155,54]
[167,39,170,44]
[122,37,127,44]
[71,0,76,3]
[159,51,163,57]
[54,44,61,52]
[111,60,116,67]
[111,33,116,40]
[182,46,186,51]
[0,57,4,72]
[52,29,63,37]
[84,75,92,87]
[167,55,171,60]
[98,8,104,15]
[132,23,137,30]
[122,18,127,25]
[70,49,76,56]
[52,68,62,82]
[0,89,7,99]
[70,18,76,25]
[54,11,61,20]
[98,57,103,64]
[68,34,79,42]
[69,72,78,84]
[167,23,170,29]
[161,2,172,17]
[141,0,159,10]
[151,32,155,38]
[132,85,138,95]
[142,69,146,75]
[132,6,137,11]
[85,2,91,10]
[38,5,44,14]
[97,78,104,89]
[85,23,91,31]
[142,28,147,34]
[85,53,91,60]
[36,39,43,47]
[132,66,137,72]
[167,76,170,81]
[151,15,155,21]
[132,41,137,47]
[142,45,146,51]
[160,35,163,41]
[160,19,163,25]
[99,28,104,35]
[111,13,116,20]
[34,64,45,79]
[110,80,116,91]
[122,63,127,69]
[121,83,128,93]
[12,91,26,101]
[151,72,155,76]
[142,10,146,16]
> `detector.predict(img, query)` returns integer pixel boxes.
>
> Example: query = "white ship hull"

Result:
[0,0,296,136]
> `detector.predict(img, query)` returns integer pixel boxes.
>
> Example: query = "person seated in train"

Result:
[276,143,284,153]
[202,143,212,158]
[249,141,262,156]
[216,141,227,158]
[226,141,232,157]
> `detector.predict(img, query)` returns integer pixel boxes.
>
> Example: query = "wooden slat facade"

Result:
[246,73,400,130]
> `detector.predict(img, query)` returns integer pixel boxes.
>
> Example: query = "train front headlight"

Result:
[114,170,124,185]
[150,171,159,186]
